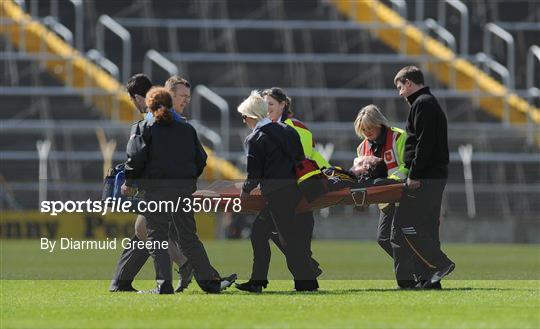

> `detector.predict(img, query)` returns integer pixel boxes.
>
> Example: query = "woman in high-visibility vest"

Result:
[235,87,324,293]
[264,87,330,169]
[353,104,408,258]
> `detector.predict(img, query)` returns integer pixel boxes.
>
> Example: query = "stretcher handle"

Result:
[350,188,367,207]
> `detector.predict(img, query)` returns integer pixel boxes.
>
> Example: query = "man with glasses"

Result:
[110,74,196,293]
[142,75,197,292]
[145,76,192,122]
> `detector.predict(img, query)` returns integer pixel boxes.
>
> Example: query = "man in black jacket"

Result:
[391,66,455,289]
[109,74,194,293]
[124,87,236,293]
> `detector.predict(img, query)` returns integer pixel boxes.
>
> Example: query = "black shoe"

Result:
[295,280,319,292]
[219,273,237,292]
[396,285,421,290]
[427,262,455,285]
[235,280,264,293]
[418,281,442,289]
[396,280,418,290]
[175,262,194,293]
[138,281,174,294]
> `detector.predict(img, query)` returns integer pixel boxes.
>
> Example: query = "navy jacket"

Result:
[124,117,207,194]
[243,121,304,195]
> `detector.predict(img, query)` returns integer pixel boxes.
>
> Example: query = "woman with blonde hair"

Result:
[236,91,319,292]
[353,104,408,260]
[236,87,325,292]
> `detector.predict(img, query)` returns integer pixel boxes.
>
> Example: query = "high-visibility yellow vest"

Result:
[284,118,331,169]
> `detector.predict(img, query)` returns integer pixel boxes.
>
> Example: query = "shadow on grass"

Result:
[230,287,539,296]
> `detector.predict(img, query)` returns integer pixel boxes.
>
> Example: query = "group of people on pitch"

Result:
[109,65,454,294]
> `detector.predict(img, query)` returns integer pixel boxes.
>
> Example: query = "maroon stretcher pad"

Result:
[193,181,404,214]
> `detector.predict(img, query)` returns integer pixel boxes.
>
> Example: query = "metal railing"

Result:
[42,16,73,46]
[0,51,76,88]
[112,17,412,30]
[0,120,223,157]
[17,0,84,52]
[492,22,540,31]
[163,52,434,63]
[526,45,540,92]
[437,0,469,56]
[483,23,515,90]
[204,86,528,99]
[1,84,534,100]
[389,0,407,19]
[96,15,131,83]
[143,49,179,82]
[526,45,540,144]
[0,86,115,96]
[414,0,425,22]
[474,53,511,125]
[68,0,83,52]
[191,85,230,154]
[85,49,120,79]
[423,18,456,53]
[2,149,538,163]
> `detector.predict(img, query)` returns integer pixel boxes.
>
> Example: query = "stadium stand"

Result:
[0,0,538,241]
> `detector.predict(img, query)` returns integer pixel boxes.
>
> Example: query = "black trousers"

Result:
[390,180,452,283]
[377,204,396,258]
[263,185,318,290]
[250,208,320,285]
[110,208,220,293]
[167,209,222,292]
[144,209,175,293]
[109,215,186,291]
[109,234,150,291]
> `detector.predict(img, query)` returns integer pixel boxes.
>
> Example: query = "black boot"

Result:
[235,280,267,293]
[294,280,319,292]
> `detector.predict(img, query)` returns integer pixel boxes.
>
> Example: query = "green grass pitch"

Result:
[1,240,539,328]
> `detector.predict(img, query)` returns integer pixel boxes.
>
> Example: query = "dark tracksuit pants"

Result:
[109,232,150,291]
[110,202,221,293]
[144,210,175,293]
[262,185,318,290]
[378,203,439,279]
[109,215,187,291]
[168,208,222,292]
[377,204,396,258]
[250,208,320,285]
[390,180,451,284]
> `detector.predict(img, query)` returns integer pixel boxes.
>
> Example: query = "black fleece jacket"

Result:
[124,118,207,194]
[242,122,304,195]
[404,87,449,179]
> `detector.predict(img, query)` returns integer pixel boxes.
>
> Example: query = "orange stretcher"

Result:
[193,181,404,214]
